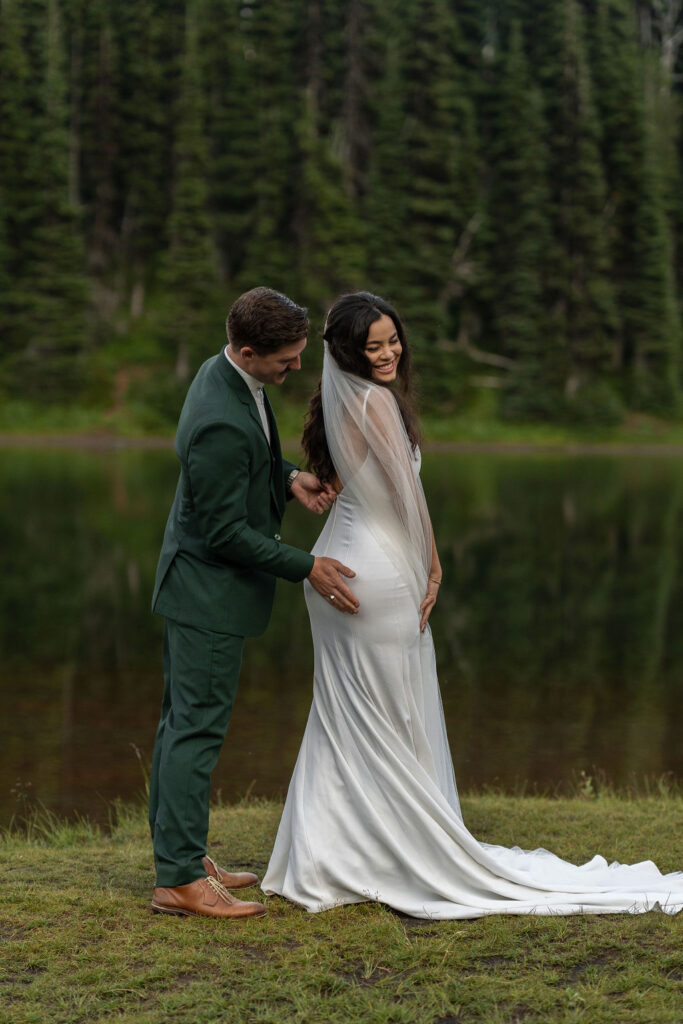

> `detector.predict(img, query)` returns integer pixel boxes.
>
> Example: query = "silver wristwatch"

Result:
[287,468,300,490]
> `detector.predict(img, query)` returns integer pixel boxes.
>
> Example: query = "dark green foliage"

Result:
[116,0,177,312]
[673,24,683,305]
[534,0,621,421]
[487,23,552,419]
[238,0,303,293]
[63,0,121,278]
[0,194,10,371]
[400,0,465,336]
[590,0,680,413]
[1,0,87,400]
[160,1,219,383]
[293,90,365,313]
[364,31,410,301]
[200,0,259,283]
[393,0,483,401]
[0,0,37,363]
[0,0,681,424]
[0,0,29,252]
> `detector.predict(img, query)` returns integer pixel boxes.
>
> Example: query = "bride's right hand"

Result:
[419,578,440,632]
[307,557,359,614]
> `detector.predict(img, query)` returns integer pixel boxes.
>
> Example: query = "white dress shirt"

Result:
[224,347,271,446]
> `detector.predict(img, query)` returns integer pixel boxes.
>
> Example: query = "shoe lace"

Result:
[204,854,219,878]
[205,875,236,905]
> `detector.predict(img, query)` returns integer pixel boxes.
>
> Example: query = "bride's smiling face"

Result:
[364,314,402,383]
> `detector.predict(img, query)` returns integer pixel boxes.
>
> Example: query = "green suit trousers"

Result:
[148,618,244,887]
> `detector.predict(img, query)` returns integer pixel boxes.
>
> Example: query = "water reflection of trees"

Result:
[0,450,172,821]
[421,456,683,790]
[0,450,681,822]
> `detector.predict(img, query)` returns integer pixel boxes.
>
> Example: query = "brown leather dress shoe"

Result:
[202,854,259,889]
[151,876,267,919]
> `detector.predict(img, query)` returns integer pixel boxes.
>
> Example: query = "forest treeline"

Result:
[1,0,682,425]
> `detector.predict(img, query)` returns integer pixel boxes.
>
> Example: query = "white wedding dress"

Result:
[262,352,682,919]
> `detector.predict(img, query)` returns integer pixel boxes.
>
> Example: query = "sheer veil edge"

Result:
[321,344,431,602]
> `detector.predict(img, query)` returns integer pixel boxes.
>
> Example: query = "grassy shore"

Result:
[1,794,681,1024]
[4,395,683,451]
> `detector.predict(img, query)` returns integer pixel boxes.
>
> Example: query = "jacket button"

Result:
[274,533,281,541]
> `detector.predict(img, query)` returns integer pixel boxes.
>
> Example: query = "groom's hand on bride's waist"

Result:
[308,557,359,614]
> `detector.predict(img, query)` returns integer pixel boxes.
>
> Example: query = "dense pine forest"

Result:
[1,0,683,428]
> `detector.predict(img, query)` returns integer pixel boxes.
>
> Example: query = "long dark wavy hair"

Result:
[302,292,421,483]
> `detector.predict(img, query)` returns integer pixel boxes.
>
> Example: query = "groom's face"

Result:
[241,337,307,386]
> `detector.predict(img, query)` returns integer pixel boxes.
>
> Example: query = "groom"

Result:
[148,287,358,920]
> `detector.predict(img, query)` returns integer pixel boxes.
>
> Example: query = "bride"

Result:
[261,292,682,919]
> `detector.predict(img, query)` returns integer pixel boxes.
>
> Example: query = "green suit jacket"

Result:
[152,349,315,636]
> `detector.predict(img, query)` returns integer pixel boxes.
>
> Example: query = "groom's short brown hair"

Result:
[226,287,309,355]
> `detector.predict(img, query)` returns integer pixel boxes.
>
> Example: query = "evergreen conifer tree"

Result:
[0,0,681,422]
[287,0,368,319]
[336,0,387,201]
[116,0,174,315]
[536,0,620,422]
[0,0,30,239]
[0,193,10,368]
[65,0,121,279]
[675,59,683,306]
[6,0,88,400]
[674,30,683,305]
[442,77,484,367]
[397,0,481,399]
[488,22,553,419]
[401,0,459,335]
[364,33,410,302]
[453,0,491,72]
[591,0,679,412]
[0,0,37,365]
[200,0,260,284]
[239,0,303,293]
[293,89,365,316]
[161,1,218,384]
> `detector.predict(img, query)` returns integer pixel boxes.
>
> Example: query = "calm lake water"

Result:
[1,446,682,825]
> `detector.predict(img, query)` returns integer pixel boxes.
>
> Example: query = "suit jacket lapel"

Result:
[218,351,273,450]
[263,391,280,461]
[264,391,285,517]
[234,377,268,440]
[215,352,285,518]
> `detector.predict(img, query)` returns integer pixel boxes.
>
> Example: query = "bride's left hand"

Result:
[419,578,441,632]
[291,472,337,514]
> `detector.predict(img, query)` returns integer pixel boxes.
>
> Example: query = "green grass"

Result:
[1,794,681,1023]
[0,399,112,436]
[419,411,683,448]
[4,391,683,449]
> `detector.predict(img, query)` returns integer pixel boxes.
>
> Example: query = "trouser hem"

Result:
[155,860,207,889]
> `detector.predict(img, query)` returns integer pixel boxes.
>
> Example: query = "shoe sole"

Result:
[150,902,267,920]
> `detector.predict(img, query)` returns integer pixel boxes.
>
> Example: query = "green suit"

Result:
[149,349,314,887]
